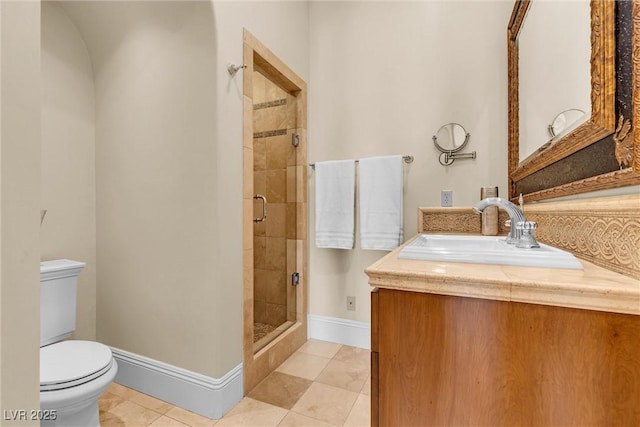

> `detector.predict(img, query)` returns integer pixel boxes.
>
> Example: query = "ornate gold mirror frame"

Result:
[508,0,640,201]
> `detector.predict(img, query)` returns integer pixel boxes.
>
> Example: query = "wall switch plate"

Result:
[347,296,356,311]
[441,190,453,207]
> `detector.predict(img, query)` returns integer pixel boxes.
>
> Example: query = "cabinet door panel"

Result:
[375,288,640,426]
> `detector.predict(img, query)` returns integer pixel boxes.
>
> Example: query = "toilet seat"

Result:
[40,341,114,392]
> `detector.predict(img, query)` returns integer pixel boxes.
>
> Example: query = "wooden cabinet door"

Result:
[374,288,640,426]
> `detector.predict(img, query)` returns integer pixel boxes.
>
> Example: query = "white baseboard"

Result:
[110,347,243,420]
[307,314,370,349]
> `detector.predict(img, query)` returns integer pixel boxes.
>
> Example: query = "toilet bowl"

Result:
[40,260,118,427]
[40,341,118,426]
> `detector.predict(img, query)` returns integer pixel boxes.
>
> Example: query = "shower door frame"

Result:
[241,29,308,394]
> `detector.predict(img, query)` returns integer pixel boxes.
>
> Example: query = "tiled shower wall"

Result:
[253,69,297,328]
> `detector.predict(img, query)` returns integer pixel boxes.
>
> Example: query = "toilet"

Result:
[40,259,118,427]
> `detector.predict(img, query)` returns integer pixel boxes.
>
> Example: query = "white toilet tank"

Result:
[40,259,85,347]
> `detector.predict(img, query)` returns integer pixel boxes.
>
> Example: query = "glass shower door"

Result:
[252,68,298,351]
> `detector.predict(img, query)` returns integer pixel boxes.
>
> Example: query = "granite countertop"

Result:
[365,234,640,316]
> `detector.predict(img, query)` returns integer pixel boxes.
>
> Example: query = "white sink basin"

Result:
[398,234,583,270]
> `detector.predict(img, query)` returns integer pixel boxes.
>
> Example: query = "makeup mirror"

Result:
[548,109,587,139]
[432,123,475,166]
[433,123,468,152]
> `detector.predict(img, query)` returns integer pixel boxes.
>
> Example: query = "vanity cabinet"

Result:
[370,287,640,426]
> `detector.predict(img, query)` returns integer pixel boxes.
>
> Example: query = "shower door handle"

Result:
[253,194,267,223]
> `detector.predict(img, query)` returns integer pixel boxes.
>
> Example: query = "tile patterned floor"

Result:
[99,340,370,427]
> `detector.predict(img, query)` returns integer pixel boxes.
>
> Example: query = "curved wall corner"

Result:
[41,1,97,342]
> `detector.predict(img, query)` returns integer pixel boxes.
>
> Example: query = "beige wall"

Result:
[96,1,221,377]
[41,2,96,342]
[59,0,309,378]
[210,1,309,374]
[307,1,513,323]
[0,0,41,422]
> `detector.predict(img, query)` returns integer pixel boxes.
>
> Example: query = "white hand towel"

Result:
[315,160,356,249]
[359,155,404,251]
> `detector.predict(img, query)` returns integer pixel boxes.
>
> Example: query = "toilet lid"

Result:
[40,340,114,392]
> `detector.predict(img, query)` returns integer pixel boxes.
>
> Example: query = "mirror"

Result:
[507,0,640,201]
[518,1,591,162]
[433,123,468,152]
[432,123,475,166]
[548,109,587,139]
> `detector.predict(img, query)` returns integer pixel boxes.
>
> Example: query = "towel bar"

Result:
[309,155,413,170]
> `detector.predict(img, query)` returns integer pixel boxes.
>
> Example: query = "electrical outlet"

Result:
[441,190,453,207]
[347,296,356,311]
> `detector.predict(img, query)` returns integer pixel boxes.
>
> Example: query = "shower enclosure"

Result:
[251,67,299,350]
[242,30,308,393]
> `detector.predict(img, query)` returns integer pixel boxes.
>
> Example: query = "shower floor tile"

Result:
[253,322,277,342]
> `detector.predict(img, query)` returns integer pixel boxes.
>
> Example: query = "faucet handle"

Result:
[516,220,537,230]
[515,221,539,248]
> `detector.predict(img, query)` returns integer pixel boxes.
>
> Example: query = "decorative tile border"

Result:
[418,207,509,235]
[524,195,640,279]
[253,98,286,110]
[254,129,287,139]
[419,208,480,234]
[418,195,640,279]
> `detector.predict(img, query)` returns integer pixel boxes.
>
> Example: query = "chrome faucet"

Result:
[473,197,539,248]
